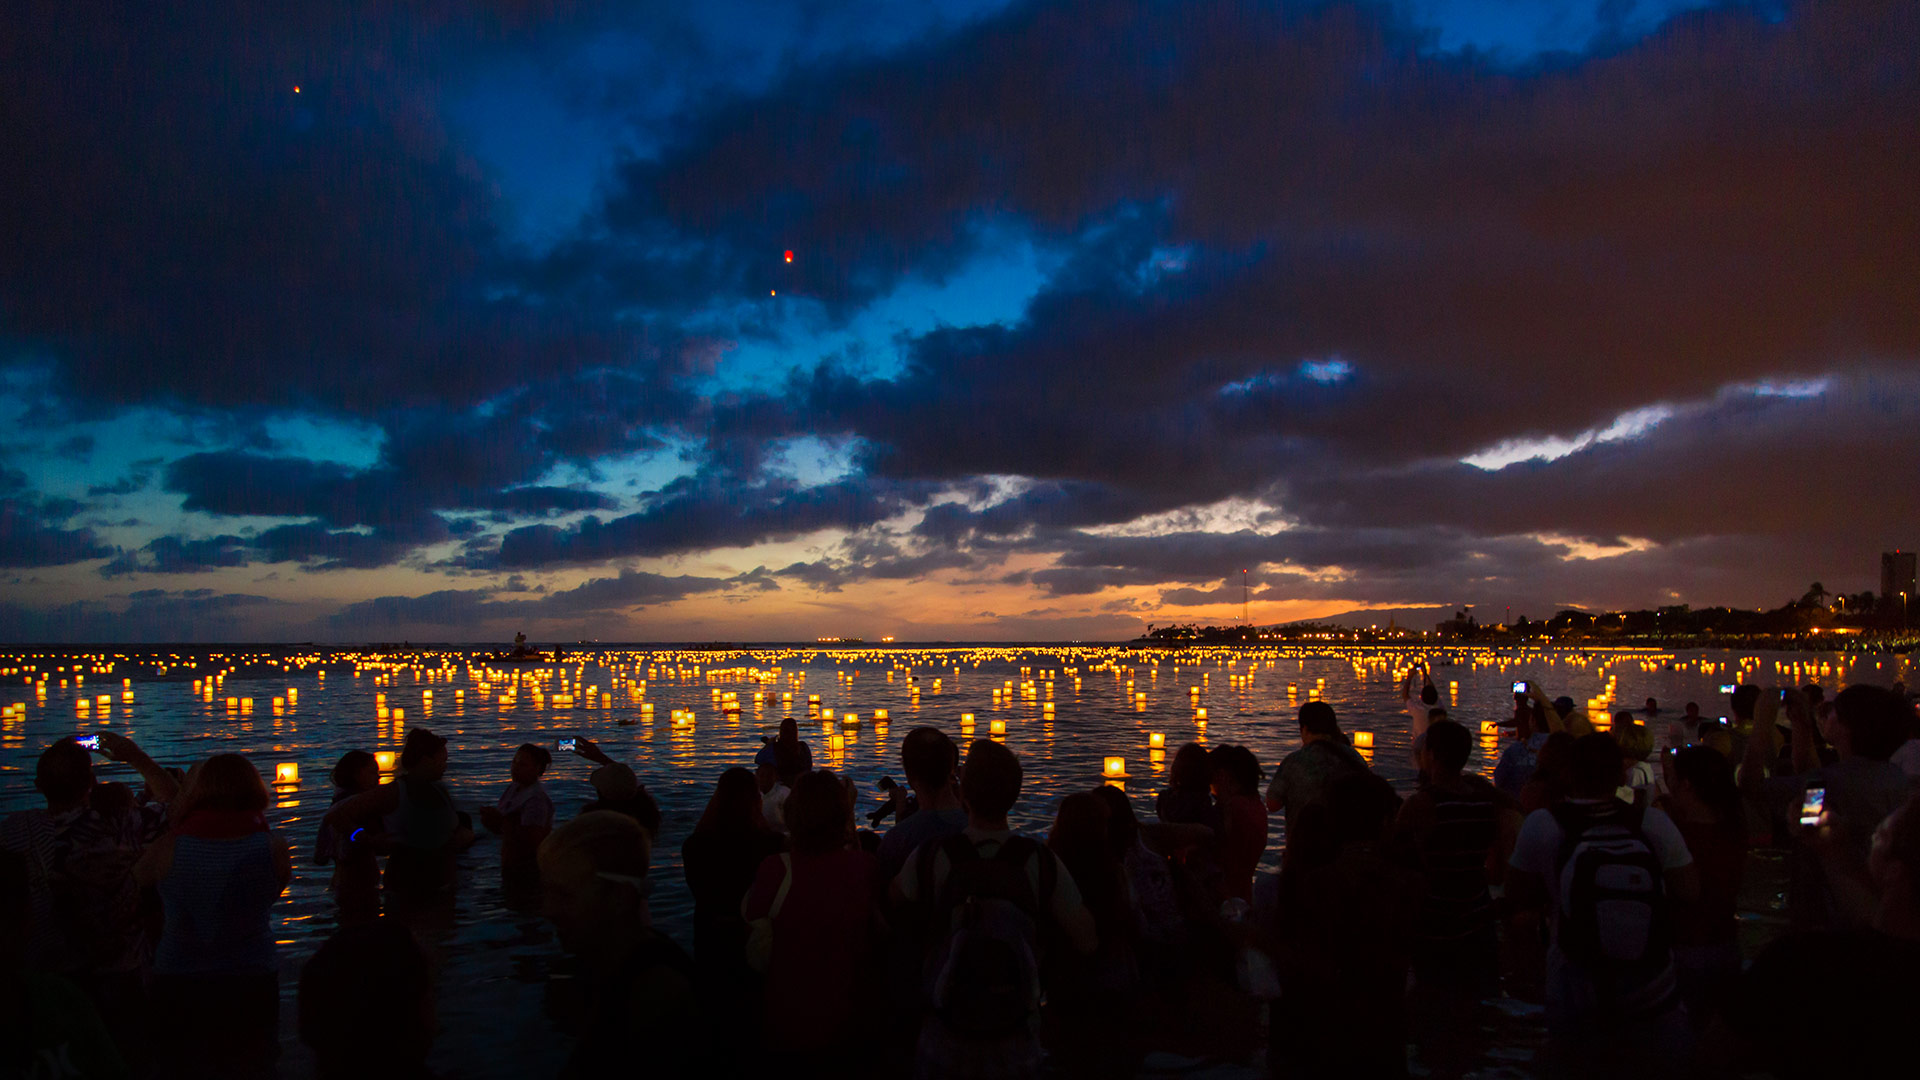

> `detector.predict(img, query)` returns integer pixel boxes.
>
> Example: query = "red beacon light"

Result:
[783,250,793,263]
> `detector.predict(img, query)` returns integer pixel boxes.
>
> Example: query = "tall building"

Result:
[1883,550,1917,600]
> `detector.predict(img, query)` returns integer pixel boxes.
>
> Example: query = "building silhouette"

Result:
[1884,550,1917,601]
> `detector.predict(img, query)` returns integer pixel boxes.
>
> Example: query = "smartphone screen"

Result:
[1798,785,1827,827]
[76,734,101,751]
[1719,684,1737,694]
[1511,681,1527,694]
[557,737,577,754]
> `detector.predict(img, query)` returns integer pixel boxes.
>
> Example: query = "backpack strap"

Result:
[764,853,794,921]
[991,835,1047,915]
[932,831,983,911]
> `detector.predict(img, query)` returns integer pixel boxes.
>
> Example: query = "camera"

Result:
[557,737,578,754]
[76,734,101,751]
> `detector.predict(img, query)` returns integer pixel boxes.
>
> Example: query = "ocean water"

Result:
[0,643,1904,1077]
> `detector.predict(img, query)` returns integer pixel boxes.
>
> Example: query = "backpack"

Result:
[1549,801,1672,973]
[922,833,1055,1039]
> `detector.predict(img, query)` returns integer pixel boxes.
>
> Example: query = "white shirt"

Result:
[496,781,554,829]
[762,783,790,833]
[1509,800,1692,915]
[1892,738,1920,779]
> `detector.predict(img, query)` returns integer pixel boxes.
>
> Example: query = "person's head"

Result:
[778,717,799,746]
[1297,701,1340,739]
[1613,722,1655,763]
[1568,733,1627,799]
[1827,684,1911,762]
[34,738,94,810]
[1091,783,1138,859]
[1422,719,1471,777]
[398,728,447,780]
[784,769,853,855]
[1169,742,1212,794]
[177,753,270,816]
[539,811,653,954]
[1208,744,1262,799]
[1730,684,1761,722]
[1869,792,1920,934]
[1048,792,1117,917]
[1645,698,1659,712]
[1048,792,1111,862]
[1326,772,1401,848]
[1552,696,1576,719]
[695,767,766,835]
[332,750,378,793]
[960,738,1021,823]
[511,743,552,784]
[299,921,435,1080]
[1420,682,1439,707]
[901,726,958,794]
[1666,746,1743,832]
[1532,731,1578,798]
[1802,684,1825,707]
[1683,702,1701,719]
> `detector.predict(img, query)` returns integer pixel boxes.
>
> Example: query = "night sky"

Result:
[2,0,1916,642]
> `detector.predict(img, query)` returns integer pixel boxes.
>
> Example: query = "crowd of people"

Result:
[5,667,1920,1079]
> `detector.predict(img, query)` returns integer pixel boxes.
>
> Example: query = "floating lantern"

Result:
[1194,707,1207,721]
[990,719,1007,736]
[830,734,846,751]
[375,751,397,772]
[1103,757,1128,779]
[1149,732,1166,749]
[274,762,299,785]
[1352,731,1374,749]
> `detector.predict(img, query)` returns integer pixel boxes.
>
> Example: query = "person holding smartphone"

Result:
[1739,685,1917,932]
[0,733,177,994]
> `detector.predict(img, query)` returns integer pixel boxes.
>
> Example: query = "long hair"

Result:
[693,767,765,835]
[1049,791,1122,936]
[784,770,851,855]
[1169,742,1211,794]
[178,753,269,815]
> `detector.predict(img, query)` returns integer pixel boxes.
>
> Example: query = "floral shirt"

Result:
[0,800,168,974]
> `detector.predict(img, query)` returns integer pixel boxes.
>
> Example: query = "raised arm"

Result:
[574,737,613,767]
[322,782,402,835]
[1781,688,1819,776]
[98,732,178,804]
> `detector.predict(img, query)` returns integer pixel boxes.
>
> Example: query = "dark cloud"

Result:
[492,474,924,567]
[0,589,280,642]
[0,469,110,568]
[329,567,735,630]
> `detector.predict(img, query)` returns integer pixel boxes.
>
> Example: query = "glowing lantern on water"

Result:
[274,762,299,785]
[1480,720,1500,735]
[873,709,889,721]
[1352,731,1374,749]
[1194,708,1207,721]
[1149,732,1166,749]
[990,719,1007,736]
[1103,757,1127,779]
[830,734,846,751]
[375,751,397,772]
